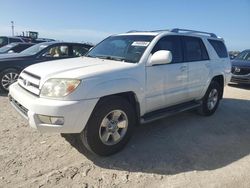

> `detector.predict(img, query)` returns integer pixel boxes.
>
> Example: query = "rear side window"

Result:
[12,44,31,53]
[182,36,209,62]
[208,39,228,58]
[152,35,183,63]
[72,45,90,57]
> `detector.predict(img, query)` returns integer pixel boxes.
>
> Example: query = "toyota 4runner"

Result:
[9,29,231,156]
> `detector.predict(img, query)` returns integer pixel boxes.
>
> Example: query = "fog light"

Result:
[38,115,64,125]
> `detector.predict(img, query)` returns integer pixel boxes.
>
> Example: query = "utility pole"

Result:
[11,21,14,36]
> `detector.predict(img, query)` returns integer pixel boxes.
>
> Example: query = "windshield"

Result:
[235,51,250,61]
[20,43,48,55]
[86,35,155,63]
[0,37,8,46]
[0,43,17,53]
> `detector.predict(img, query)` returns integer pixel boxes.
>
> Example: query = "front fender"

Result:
[84,78,145,115]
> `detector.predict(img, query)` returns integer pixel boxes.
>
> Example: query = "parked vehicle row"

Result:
[8,28,231,156]
[0,35,55,48]
[0,42,34,54]
[0,36,25,48]
[0,42,93,92]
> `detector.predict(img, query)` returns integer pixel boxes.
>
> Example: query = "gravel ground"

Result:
[0,84,250,188]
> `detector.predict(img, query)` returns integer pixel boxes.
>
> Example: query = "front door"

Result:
[145,35,189,113]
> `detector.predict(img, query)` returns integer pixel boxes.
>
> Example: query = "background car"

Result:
[0,41,93,92]
[0,36,25,48]
[0,42,35,54]
[231,49,250,84]
[19,36,55,43]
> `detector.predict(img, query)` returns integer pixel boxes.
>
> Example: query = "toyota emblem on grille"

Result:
[235,67,241,73]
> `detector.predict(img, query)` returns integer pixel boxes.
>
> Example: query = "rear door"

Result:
[182,36,210,100]
[145,35,189,112]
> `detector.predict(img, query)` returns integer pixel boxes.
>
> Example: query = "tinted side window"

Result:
[43,45,69,58]
[152,36,183,63]
[183,36,209,62]
[208,39,228,58]
[9,38,22,43]
[13,45,30,53]
[72,45,89,57]
[12,45,22,52]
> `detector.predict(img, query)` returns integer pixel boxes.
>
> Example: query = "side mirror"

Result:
[150,50,172,66]
[42,53,52,58]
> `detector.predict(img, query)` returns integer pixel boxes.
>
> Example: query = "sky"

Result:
[0,0,249,51]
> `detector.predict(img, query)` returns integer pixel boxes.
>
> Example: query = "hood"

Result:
[24,57,135,80]
[231,59,250,67]
[0,53,32,61]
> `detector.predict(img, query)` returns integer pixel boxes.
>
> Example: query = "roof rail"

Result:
[127,30,140,33]
[170,28,217,38]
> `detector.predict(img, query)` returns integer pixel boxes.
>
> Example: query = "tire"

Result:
[198,81,222,116]
[0,68,19,92]
[79,96,136,156]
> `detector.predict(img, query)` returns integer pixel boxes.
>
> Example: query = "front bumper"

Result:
[8,82,98,133]
[231,74,250,84]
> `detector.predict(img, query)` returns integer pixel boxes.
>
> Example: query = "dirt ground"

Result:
[0,84,250,188]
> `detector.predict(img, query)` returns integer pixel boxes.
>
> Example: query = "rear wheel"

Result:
[0,69,19,92]
[198,81,222,116]
[79,96,135,156]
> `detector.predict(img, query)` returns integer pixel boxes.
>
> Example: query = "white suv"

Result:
[9,29,231,156]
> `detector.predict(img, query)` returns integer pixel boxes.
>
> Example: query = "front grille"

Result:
[18,71,41,95]
[9,95,28,118]
[232,66,250,75]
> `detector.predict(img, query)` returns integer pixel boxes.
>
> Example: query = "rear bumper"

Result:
[231,74,250,84]
[9,82,98,133]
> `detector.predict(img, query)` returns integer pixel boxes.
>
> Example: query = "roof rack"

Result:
[170,28,217,38]
[127,30,160,33]
[127,29,171,33]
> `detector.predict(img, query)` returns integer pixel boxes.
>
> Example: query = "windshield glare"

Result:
[235,51,250,61]
[21,43,48,55]
[86,35,155,63]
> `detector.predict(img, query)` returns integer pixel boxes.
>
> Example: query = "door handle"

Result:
[180,65,187,71]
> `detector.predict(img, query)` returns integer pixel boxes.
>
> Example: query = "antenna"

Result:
[11,21,14,36]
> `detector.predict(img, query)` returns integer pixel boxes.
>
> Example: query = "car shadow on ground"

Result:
[228,83,250,90]
[64,98,250,175]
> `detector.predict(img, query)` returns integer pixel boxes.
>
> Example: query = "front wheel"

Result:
[0,69,19,92]
[79,96,135,156]
[198,81,222,116]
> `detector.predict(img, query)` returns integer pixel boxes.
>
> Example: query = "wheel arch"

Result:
[96,91,141,125]
[211,75,224,99]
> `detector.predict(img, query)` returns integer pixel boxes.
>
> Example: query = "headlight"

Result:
[40,79,81,98]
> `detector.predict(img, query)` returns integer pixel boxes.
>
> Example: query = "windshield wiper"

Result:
[95,55,131,63]
[85,54,95,58]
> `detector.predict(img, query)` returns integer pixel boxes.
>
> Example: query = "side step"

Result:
[141,100,201,124]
